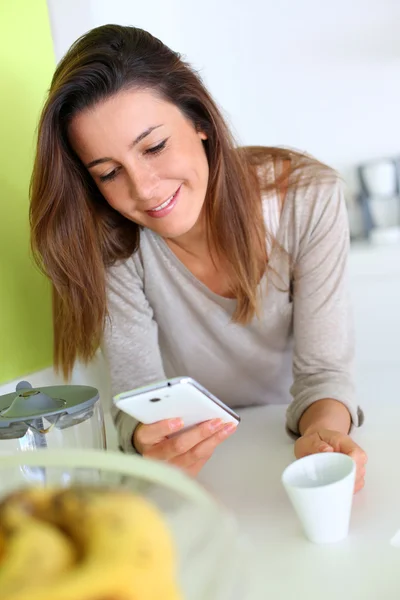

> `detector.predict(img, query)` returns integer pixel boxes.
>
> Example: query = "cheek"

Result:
[193,151,209,189]
[190,139,209,181]
[100,185,129,213]
[175,147,209,187]
[166,136,208,180]
[160,151,187,177]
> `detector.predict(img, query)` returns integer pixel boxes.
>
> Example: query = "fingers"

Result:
[294,432,334,459]
[331,435,368,467]
[354,465,366,494]
[298,429,368,471]
[351,447,367,494]
[134,418,184,453]
[145,419,234,461]
[184,458,208,478]
[135,416,238,477]
[295,429,368,495]
[349,446,368,469]
[334,436,367,492]
[170,423,238,469]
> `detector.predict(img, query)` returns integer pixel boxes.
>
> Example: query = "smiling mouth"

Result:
[146,186,181,215]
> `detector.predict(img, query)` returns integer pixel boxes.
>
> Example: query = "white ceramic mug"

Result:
[282,452,356,544]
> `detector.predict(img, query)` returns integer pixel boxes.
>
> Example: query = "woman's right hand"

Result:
[133,418,237,477]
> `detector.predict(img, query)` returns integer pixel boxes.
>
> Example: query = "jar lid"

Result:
[0,381,99,433]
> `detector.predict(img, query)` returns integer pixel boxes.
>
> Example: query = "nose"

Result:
[126,160,160,202]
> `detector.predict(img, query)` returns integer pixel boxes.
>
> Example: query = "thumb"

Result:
[319,443,334,453]
[295,432,334,459]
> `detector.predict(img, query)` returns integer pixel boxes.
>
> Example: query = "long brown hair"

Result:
[30,24,325,378]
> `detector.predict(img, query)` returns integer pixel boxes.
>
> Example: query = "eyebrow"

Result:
[85,125,163,168]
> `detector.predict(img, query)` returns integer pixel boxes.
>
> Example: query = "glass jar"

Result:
[0,449,250,600]
[0,381,106,484]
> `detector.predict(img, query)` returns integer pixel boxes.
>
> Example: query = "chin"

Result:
[148,213,202,240]
[154,222,195,240]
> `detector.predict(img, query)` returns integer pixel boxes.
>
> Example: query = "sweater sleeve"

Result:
[102,252,166,453]
[286,177,363,435]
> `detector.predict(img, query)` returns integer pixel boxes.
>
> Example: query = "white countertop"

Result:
[190,402,400,600]
[104,398,399,598]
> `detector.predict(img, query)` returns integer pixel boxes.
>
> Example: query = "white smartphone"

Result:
[113,377,240,432]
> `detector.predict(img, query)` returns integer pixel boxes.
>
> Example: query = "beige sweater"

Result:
[103,169,362,452]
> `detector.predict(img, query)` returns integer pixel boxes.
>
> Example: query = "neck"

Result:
[166,213,211,260]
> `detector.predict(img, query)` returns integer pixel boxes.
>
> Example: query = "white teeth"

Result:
[151,192,175,212]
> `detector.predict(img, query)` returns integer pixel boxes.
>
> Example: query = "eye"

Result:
[145,138,168,156]
[99,168,120,183]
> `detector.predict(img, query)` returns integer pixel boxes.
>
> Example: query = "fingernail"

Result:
[169,418,184,431]
[320,445,333,453]
[222,422,237,435]
[208,419,222,432]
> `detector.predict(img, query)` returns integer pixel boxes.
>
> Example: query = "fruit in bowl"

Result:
[0,486,181,600]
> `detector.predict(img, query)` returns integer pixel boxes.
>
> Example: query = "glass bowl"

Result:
[0,449,249,600]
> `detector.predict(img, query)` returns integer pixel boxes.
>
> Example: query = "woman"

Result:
[30,25,366,490]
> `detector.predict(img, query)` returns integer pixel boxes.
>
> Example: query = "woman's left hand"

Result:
[294,429,367,493]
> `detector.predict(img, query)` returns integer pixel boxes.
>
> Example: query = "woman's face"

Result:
[69,89,209,239]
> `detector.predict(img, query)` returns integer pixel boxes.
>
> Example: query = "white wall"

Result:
[47,0,400,236]
[47,0,400,173]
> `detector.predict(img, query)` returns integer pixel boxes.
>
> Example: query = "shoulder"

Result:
[241,145,344,210]
[242,146,346,237]
[283,161,349,263]
[287,160,347,237]
[106,238,145,291]
[244,147,349,257]
[248,147,348,233]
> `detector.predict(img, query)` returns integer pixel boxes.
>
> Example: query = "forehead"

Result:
[68,89,181,161]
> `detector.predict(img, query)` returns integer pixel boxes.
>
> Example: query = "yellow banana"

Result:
[0,487,182,600]
[0,518,75,598]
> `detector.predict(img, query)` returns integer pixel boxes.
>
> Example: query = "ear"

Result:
[196,124,208,140]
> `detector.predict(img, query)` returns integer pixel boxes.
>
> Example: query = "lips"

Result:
[145,185,181,219]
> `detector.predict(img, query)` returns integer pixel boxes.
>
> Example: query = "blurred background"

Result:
[1,0,399,417]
